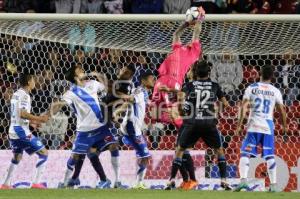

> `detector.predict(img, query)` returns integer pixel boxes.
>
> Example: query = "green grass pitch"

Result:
[0,189,299,199]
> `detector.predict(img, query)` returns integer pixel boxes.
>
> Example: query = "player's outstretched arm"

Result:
[235,99,249,135]
[117,93,134,103]
[89,72,108,92]
[191,6,205,42]
[276,103,288,135]
[158,85,180,93]
[173,22,189,44]
[177,91,186,116]
[49,101,68,116]
[192,21,202,42]
[20,110,49,123]
[220,97,230,108]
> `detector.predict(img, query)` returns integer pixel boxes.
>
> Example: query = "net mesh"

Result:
[1,20,300,54]
[0,18,300,191]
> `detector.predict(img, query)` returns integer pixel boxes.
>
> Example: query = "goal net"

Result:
[0,14,299,191]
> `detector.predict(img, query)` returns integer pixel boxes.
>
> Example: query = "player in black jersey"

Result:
[165,60,232,190]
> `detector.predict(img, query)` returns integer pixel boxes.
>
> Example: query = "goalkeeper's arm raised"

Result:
[192,6,205,42]
[192,21,202,42]
[172,22,189,44]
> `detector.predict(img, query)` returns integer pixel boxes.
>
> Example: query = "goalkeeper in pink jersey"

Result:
[151,7,205,128]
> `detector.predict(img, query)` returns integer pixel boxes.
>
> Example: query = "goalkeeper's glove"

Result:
[197,6,206,22]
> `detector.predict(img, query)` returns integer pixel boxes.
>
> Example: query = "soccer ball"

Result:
[185,7,200,22]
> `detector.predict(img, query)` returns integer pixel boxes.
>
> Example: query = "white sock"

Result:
[33,163,46,184]
[239,156,250,180]
[111,156,120,182]
[63,169,73,186]
[137,164,146,184]
[266,157,277,184]
[3,162,17,185]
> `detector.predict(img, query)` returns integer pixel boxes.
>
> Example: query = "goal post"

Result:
[1,13,300,21]
[0,14,299,191]
[0,14,300,54]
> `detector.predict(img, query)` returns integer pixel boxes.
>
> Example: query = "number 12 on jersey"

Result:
[196,89,210,109]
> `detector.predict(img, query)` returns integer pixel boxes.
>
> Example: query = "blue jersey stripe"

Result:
[142,88,149,103]
[71,86,103,123]
[133,103,138,117]
[71,103,77,115]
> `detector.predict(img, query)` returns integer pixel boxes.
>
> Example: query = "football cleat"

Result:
[268,184,278,192]
[0,184,12,189]
[179,181,187,189]
[164,181,176,190]
[114,181,127,189]
[133,182,147,189]
[183,180,198,190]
[57,182,67,189]
[234,182,249,192]
[31,183,47,189]
[67,178,80,187]
[96,179,111,189]
[221,181,232,191]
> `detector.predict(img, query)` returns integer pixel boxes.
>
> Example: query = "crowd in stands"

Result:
[0,0,299,14]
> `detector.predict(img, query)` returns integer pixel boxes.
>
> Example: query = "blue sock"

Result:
[137,163,146,183]
[218,155,227,179]
[36,154,48,168]
[67,158,77,171]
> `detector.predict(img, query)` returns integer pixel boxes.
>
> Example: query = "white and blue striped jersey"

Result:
[120,86,149,136]
[243,82,283,135]
[63,80,106,132]
[9,88,31,139]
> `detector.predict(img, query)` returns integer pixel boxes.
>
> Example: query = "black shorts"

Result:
[176,127,194,148]
[177,121,222,149]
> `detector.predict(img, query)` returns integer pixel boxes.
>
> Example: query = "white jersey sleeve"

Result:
[275,89,284,105]
[243,86,252,101]
[85,80,106,94]
[133,89,145,104]
[62,90,73,106]
[19,93,30,110]
[92,80,106,93]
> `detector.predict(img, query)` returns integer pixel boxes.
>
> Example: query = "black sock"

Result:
[183,153,196,181]
[170,157,182,180]
[72,154,86,180]
[218,156,227,179]
[88,153,107,181]
[179,165,189,182]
